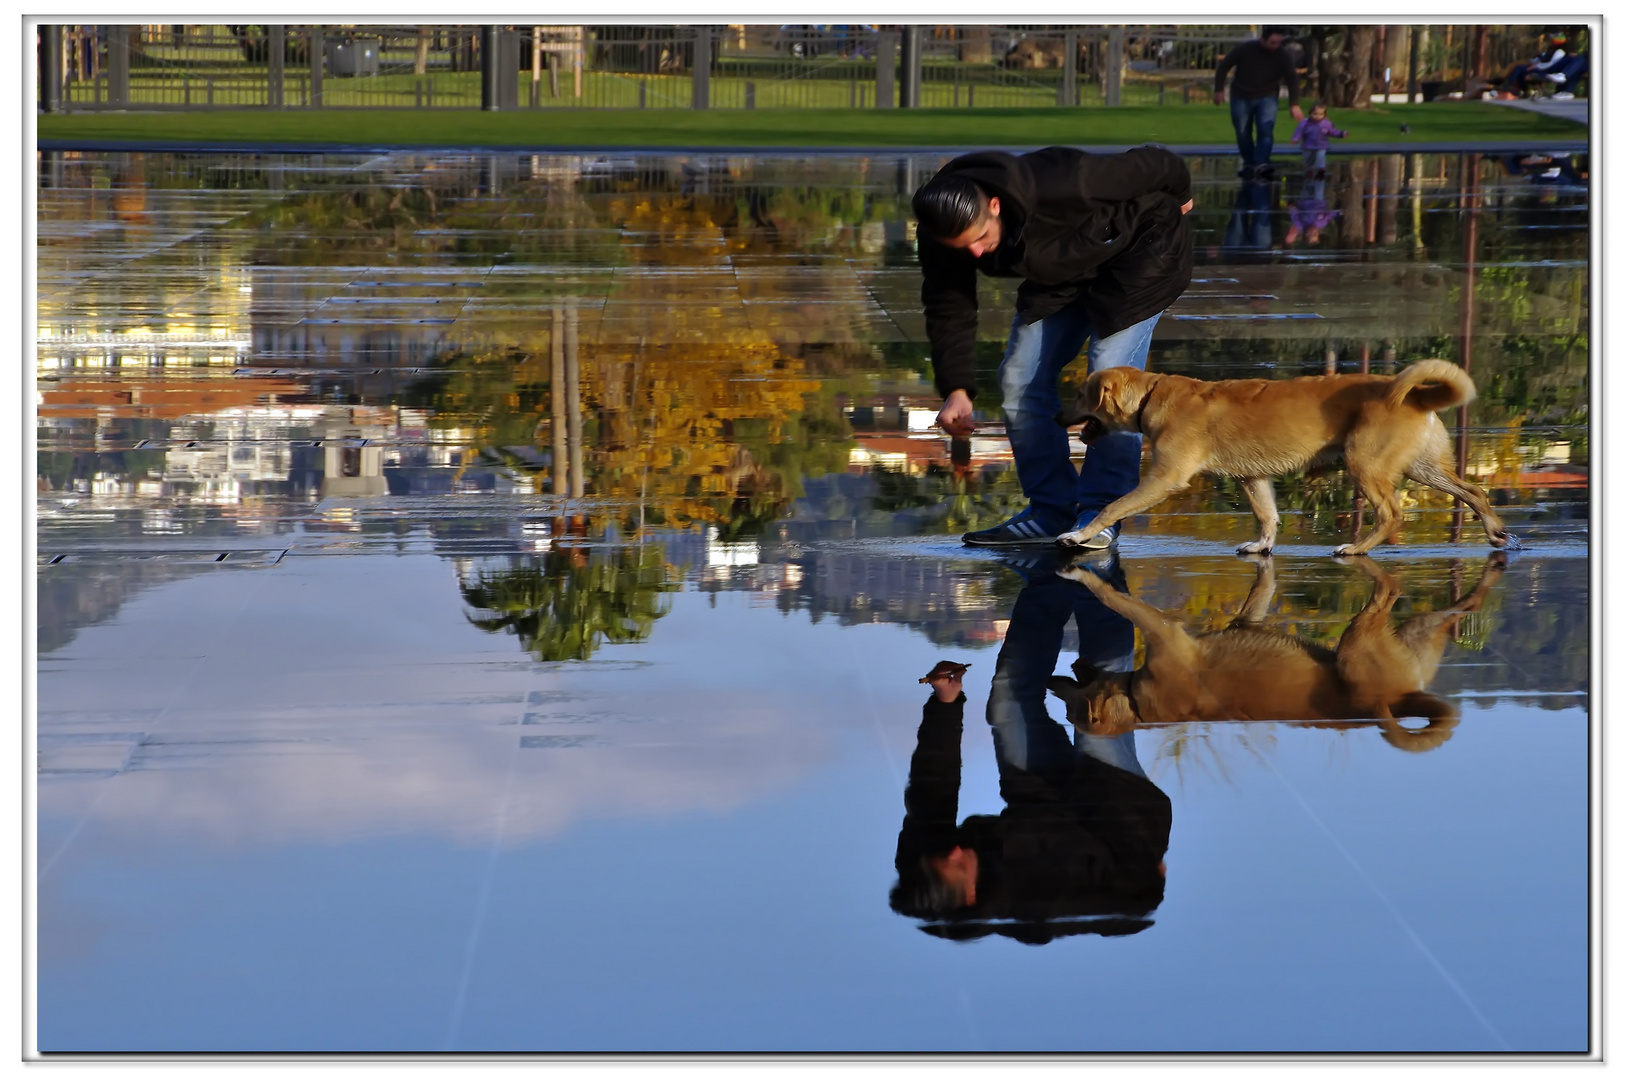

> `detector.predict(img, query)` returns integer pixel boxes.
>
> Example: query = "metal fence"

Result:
[38,23,1551,112]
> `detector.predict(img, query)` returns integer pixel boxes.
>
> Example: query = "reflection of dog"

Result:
[1054,360,1513,556]
[1048,553,1506,751]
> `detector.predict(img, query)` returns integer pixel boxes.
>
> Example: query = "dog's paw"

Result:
[1055,530,1087,548]
[1492,531,1523,552]
[1236,541,1273,556]
[1331,543,1361,557]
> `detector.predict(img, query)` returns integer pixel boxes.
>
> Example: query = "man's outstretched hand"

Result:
[936,389,977,437]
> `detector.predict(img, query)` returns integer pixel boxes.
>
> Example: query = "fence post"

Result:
[1407,26,1420,103]
[876,30,897,108]
[692,24,710,108]
[499,27,519,109]
[481,25,499,109]
[1105,26,1123,106]
[40,25,62,112]
[268,25,285,107]
[107,24,129,107]
[900,25,921,107]
[309,26,323,107]
[1060,29,1078,105]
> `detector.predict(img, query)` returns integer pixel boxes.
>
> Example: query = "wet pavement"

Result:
[35,148,1589,1053]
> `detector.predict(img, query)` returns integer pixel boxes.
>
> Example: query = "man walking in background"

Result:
[913,146,1194,549]
[1214,26,1305,179]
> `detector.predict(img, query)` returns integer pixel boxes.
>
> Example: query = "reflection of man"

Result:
[1222,177,1275,252]
[1213,26,1305,180]
[890,554,1172,943]
[914,146,1195,550]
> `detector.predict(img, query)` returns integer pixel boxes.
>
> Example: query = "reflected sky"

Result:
[35,149,1588,1053]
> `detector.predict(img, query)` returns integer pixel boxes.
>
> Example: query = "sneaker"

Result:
[1060,523,1120,551]
[1236,164,1255,178]
[1253,163,1275,180]
[962,509,1068,547]
[1064,547,1121,577]
[1554,92,1576,100]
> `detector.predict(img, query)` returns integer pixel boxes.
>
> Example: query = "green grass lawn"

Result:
[38,102,1585,149]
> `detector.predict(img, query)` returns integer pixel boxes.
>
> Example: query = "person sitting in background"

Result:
[1543,50,1588,100]
[1213,26,1306,180]
[1291,102,1347,179]
[1494,30,1569,99]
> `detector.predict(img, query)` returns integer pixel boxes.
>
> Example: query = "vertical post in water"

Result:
[309,26,324,108]
[1060,29,1078,106]
[268,25,285,108]
[1454,153,1481,538]
[551,307,569,496]
[40,25,62,113]
[107,24,129,106]
[1105,26,1124,106]
[876,30,897,108]
[692,24,711,109]
[900,25,920,107]
[565,306,585,499]
[1324,344,1338,375]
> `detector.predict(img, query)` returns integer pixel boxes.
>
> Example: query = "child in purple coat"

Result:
[1292,103,1347,178]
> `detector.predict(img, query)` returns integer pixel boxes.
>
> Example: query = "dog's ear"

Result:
[1108,368,1147,422]
[1047,675,1081,700]
[1095,691,1138,735]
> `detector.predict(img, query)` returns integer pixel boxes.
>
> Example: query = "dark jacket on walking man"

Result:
[913,145,1194,549]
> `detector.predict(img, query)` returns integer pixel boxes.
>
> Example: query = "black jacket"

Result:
[1214,39,1301,103]
[918,146,1193,401]
[893,695,1172,924]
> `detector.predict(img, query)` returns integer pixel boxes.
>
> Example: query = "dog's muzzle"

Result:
[1075,417,1106,445]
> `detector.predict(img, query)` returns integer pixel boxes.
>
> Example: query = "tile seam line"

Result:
[35,140,1589,156]
[1260,753,1514,1051]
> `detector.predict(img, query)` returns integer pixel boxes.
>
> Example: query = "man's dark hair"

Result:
[1261,25,1294,40]
[912,174,990,240]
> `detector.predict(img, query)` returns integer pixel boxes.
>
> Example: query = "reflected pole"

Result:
[551,306,568,496]
[1453,152,1482,541]
[566,305,585,499]
[1351,342,1372,537]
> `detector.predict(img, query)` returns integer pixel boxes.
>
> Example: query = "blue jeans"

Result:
[986,568,1141,781]
[1223,179,1273,251]
[1230,94,1279,167]
[999,305,1160,531]
[1301,147,1326,171]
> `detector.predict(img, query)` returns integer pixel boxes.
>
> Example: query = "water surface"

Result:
[35,148,1589,1053]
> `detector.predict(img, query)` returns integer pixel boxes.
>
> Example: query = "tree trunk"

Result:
[414,26,429,76]
[1343,25,1376,108]
[1314,26,1347,105]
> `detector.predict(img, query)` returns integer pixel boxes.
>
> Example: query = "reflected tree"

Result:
[460,545,682,662]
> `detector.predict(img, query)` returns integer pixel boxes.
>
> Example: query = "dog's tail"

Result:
[1385,359,1477,413]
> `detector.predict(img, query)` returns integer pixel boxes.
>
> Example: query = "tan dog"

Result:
[1055,360,1513,556]
[1048,553,1506,751]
